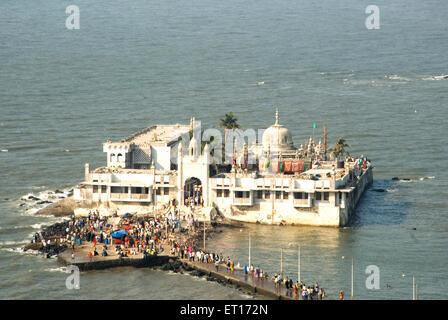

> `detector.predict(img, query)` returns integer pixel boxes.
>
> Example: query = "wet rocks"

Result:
[190,270,206,277]
[392,177,411,181]
[37,200,52,205]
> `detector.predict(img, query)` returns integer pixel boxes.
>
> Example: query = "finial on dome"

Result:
[275,108,279,125]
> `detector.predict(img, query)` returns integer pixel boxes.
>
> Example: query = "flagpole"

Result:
[298,245,301,283]
[248,232,251,267]
[281,248,283,278]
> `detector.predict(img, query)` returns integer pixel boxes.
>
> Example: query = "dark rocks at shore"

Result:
[37,200,52,205]
[392,177,411,181]
[41,221,70,239]
[159,259,186,273]
[28,195,41,201]
[190,270,206,277]
[23,221,70,256]
[371,188,386,192]
[42,244,68,258]
[23,241,68,257]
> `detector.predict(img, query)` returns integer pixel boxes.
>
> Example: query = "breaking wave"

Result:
[422,75,448,81]
[17,187,74,216]
[44,267,67,273]
[384,75,412,82]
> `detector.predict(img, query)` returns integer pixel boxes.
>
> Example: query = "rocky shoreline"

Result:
[21,193,255,294]
[23,220,71,257]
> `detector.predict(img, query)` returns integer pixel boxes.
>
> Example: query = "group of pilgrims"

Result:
[168,239,326,300]
[34,208,327,300]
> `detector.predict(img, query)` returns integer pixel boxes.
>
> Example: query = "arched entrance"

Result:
[184,177,202,206]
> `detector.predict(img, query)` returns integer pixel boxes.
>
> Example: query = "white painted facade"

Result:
[74,114,372,226]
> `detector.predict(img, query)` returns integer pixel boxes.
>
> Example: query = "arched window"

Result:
[117,153,123,162]
[110,153,116,163]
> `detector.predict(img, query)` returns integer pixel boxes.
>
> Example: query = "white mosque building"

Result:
[74,110,372,227]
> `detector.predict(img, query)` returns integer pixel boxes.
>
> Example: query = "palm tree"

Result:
[329,137,350,159]
[219,112,242,166]
[219,112,242,130]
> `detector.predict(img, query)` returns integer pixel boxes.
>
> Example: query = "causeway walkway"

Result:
[58,247,321,300]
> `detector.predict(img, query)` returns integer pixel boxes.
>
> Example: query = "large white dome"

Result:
[262,109,295,153]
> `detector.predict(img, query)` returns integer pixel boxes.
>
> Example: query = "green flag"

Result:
[313,123,317,129]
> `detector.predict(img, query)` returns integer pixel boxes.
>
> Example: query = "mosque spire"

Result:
[275,107,279,125]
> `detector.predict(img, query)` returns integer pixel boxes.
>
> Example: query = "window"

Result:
[101,185,107,192]
[164,187,169,195]
[156,188,161,195]
[235,191,243,198]
[117,153,123,162]
[315,192,322,201]
[283,191,289,200]
[323,192,329,201]
[217,189,223,197]
[276,191,281,200]
[264,191,270,199]
[224,189,230,198]
[110,153,115,162]
[294,192,308,199]
[111,186,122,193]
[257,190,263,199]
[93,185,98,193]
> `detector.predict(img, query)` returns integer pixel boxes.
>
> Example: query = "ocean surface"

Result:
[0,0,447,299]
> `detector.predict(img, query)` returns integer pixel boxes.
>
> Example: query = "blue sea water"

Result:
[0,0,447,299]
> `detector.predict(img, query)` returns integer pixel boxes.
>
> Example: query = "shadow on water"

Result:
[347,179,412,227]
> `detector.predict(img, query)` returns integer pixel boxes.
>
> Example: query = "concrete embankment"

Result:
[57,249,172,271]
[57,249,296,300]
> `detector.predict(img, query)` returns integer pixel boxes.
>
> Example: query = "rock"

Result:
[184,265,194,272]
[162,263,172,271]
[28,196,40,201]
[190,270,206,277]
[371,188,386,192]
[37,200,52,205]
[55,189,64,194]
[392,177,411,181]
[206,276,216,282]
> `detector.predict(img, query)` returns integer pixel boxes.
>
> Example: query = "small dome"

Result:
[262,108,295,153]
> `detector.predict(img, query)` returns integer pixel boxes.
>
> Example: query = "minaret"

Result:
[85,163,90,181]
[323,124,327,160]
[177,143,183,206]
[275,107,279,125]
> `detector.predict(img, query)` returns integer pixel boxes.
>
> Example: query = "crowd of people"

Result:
[166,237,327,300]
[64,209,202,259]
[32,207,328,300]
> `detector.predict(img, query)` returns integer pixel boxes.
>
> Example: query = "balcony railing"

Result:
[110,193,151,202]
[232,197,253,206]
[293,198,311,207]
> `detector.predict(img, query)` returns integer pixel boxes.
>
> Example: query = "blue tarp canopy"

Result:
[111,229,127,238]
